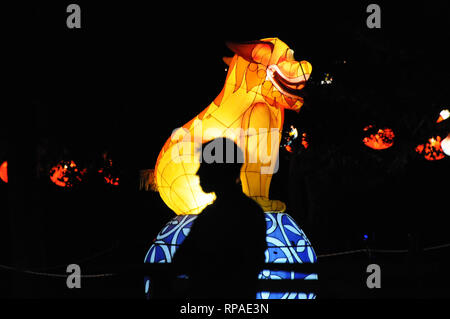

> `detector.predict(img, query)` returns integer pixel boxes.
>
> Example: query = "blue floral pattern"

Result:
[144,212,318,299]
[144,215,196,264]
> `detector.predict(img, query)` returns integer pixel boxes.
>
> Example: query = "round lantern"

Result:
[144,211,318,299]
[441,134,450,157]
[98,158,120,186]
[0,161,7,183]
[415,136,446,161]
[362,125,395,150]
[49,160,85,187]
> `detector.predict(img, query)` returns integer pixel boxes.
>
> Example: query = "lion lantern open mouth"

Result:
[266,63,310,101]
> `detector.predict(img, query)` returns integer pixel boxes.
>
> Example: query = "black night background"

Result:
[1,1,449,301]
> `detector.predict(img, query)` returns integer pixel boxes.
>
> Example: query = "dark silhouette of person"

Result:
[172,138,267,299]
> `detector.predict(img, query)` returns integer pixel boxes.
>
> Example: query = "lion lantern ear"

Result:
[225,40,274,64]
[222,57,233,66]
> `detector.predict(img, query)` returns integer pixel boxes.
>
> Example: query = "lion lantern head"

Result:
[224,37,312,112]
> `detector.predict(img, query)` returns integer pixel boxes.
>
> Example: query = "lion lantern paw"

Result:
[252,197,287,213]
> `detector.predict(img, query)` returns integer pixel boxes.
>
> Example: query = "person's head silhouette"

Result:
[197,138,244,196]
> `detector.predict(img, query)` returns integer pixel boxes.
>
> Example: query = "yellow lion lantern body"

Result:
[154,38,312,215]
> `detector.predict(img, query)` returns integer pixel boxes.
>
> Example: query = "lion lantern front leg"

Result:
[240,102,286,212]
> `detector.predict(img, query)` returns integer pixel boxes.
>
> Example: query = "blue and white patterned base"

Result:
[144,212,318,299]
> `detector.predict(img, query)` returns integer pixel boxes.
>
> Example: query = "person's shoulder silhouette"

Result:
[173,138,267,299]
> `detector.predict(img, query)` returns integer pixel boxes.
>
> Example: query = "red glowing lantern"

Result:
[98,157,119,186]
[282,126,308,153]
[50,160,85,187]
[285,145,293,153]
[301,132,309,149]
[104,175,119,186]
[362,125,395,150]
[415,136,446,161]
[0,161,7,183]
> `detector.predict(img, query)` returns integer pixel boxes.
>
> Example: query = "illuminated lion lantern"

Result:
[152,38,312,215]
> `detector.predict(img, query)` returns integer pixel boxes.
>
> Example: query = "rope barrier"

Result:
[1,241,450,279]
[0,246,117,279]
[423,242,450,251]
[23,270,116,278]
[0,263,116,278]
[317,242,450,258]
[317,249,368,258]
[28,246,116,272]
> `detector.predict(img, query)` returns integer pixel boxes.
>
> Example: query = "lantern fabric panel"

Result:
[144,212,318,299]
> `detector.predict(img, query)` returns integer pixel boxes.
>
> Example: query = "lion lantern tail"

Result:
[139,169,158,192]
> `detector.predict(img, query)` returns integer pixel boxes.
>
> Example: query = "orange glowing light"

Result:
[50,160,84,187]
[437,109,450,123]
[104,176,119,186]
[0,161,7,183]
[363,126,395,150]
[301,132,309,149]
[415,136,445,161]
[98,157,119,186]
